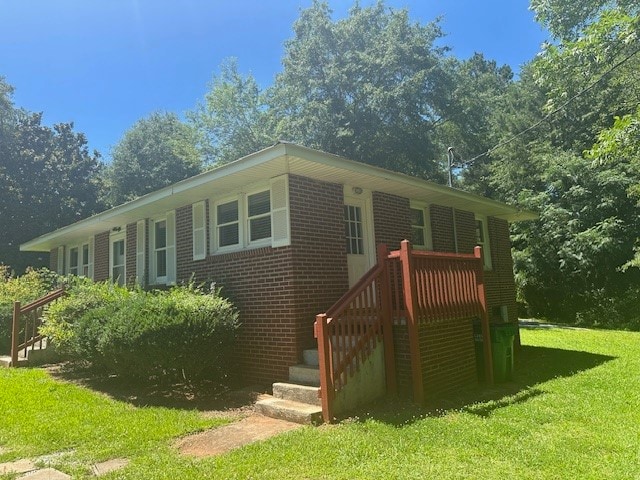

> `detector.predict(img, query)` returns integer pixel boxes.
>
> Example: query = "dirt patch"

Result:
[44,362,268,415]
[175,413,304,457]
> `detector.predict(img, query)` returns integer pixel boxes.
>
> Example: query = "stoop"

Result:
[254,349,323,425]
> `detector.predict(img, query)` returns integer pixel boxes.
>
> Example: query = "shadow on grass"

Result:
[348,345,615,426]
[45,362,267,414]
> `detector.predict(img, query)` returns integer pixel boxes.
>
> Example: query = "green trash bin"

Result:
[490,323,517,382]
[473,321,517,383]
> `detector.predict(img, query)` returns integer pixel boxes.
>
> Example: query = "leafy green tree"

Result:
[269,1,453,179]
[189,59,275,166]
[105,112,202,205]
[0,85,105,272]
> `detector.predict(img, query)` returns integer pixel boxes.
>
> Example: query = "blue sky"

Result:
[1,1,547,161]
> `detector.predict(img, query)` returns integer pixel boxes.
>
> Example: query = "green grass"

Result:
[1,327,639,479]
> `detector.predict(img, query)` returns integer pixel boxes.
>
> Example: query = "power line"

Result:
[451,43,640,170]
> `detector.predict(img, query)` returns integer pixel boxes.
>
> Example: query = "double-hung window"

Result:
[247,190,271,244]
[475,215,492,270]
[149,212,176,285]
[410,202,432,250]
[153,219,168,284]
[211,176,289,254]
[216,200,240,249]
[110,232,126,286]
[69,247,79,276]
[81,243,90,276]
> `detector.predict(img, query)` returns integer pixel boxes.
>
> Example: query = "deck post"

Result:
[11,301,20,367]
[315,314,335,422]
[377,244,397,395]
[474,246,494,384]
[399,240,424,404]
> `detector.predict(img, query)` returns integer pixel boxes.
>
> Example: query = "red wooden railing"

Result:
[10,288,66,367]
[315,240,493,422]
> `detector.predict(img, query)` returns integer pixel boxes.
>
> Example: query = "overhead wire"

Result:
[450,43,640,170]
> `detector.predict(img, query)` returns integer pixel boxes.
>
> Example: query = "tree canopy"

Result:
[0,78,104,272]
[104,112,203,206]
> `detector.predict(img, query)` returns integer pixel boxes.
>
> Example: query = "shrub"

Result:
[43,281,240,384]
[0,267,61,354]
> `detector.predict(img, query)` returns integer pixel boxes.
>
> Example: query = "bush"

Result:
[575,287,640,331]
[43,281,240,384]
[0,267,61,354]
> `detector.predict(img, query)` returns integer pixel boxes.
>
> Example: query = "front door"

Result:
[344,192,375,287]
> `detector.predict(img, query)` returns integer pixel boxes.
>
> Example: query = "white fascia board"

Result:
[21,144,290,252]
[281,143,537,222]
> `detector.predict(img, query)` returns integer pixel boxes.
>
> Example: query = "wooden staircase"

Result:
[255,349,323,425]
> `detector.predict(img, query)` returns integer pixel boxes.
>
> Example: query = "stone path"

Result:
[0,456,129,478]
[175,413,304,457]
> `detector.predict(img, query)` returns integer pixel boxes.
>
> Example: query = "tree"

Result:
[269,1,453,179]
[0,85,105,272]
[105,112,202,205]
[189,59,275,166]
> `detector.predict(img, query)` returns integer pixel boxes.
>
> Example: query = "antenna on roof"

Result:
[447,147,455,187]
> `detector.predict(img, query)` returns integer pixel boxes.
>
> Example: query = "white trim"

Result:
[22,143,534,253]
[245,187,272,248]
[149,216,168,285]
[270,175,290,248]
[56,246,65,274]
[212,195,243,254]
[109,229,126,285]
[192,201,207,261]
[409,201,433,251]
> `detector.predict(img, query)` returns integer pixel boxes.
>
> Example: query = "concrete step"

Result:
[254,395,322,425]
[0,340,57,368]
[303,349,319,366]
[289,364,320,386]
[273,382,321,406]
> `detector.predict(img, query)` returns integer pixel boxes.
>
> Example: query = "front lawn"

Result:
[1,327,639,479]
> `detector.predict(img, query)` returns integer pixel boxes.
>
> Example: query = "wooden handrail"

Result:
[315,241,494,421]
[10,287,66,367]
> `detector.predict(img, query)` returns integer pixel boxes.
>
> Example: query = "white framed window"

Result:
[475,215,492,270]
[110,231,126,286]
[409,202,433,250]
[149,212,176,285]
[152,218,168,284]
[210,175,290,254]
[215,198,241,251]
[192,201,207,261]
[68,246,79,276]
[344,204,364,255]
[81,243,90,277]
[56,246,65,275]
[247,189,271,246]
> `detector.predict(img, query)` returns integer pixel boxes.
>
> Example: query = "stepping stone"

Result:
[0,458,38,475]
[175,414,303,457]
[20,467,71,479]
[91,458,129,476]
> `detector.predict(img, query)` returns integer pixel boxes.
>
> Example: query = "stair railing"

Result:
[315,244,397,423]
[315,240,494,422]
[10,287,66,367]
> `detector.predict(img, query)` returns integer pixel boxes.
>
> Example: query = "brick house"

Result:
[21,142,534,419]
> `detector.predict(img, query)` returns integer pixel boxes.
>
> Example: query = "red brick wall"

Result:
[174,174,348,384]
[419,318,477,397]
[94,231,110,281]
[126,223,137,285]
[372,192,410,250]
[485,217,518,323]
[430,205,456,252]
[454,209,476,254]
